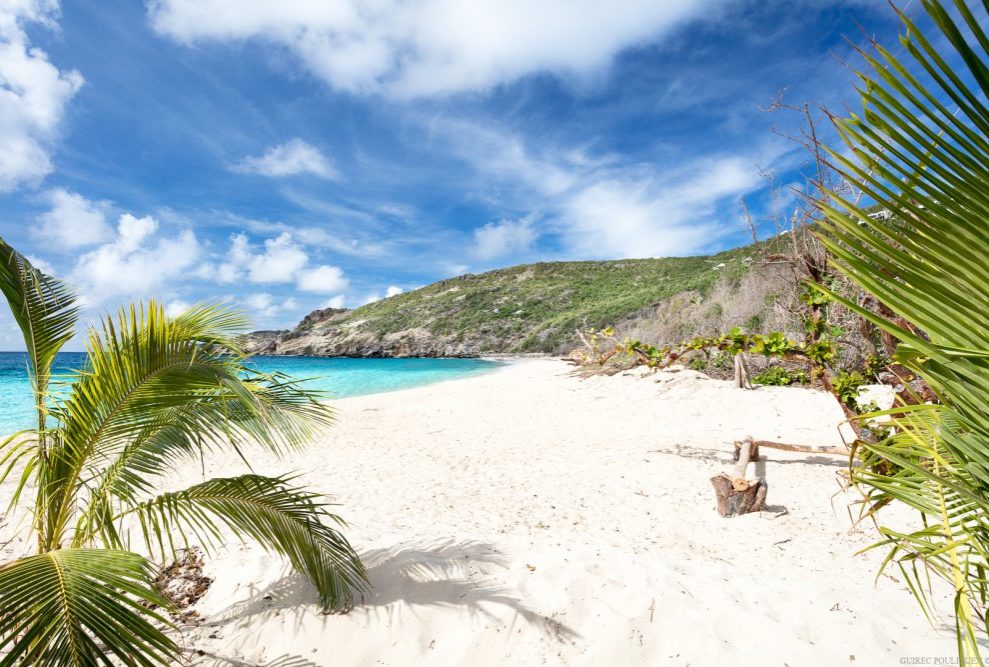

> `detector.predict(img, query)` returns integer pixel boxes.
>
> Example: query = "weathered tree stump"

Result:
[712,436,768,517]
[711,473,768,517]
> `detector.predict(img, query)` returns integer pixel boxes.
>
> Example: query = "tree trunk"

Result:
[733,354,753,389]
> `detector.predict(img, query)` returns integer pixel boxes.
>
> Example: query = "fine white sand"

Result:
[0,359,963,665]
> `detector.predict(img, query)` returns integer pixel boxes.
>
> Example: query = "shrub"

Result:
[752,365,808,386]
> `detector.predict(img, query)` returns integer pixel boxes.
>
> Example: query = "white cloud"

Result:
[26,253,55,275]
[244,292,299,318]
[71,213,201,302]
[560,157,758,258]
[233,138,337,179]
[432,118,780,258]
[149,0,719,98]
[247,233,309,283]
[322,294,347,309]
[293,227,386,258]
[214,233,251,283]
[165,299,191,317]
[472,215,537,260]
[359,287,408,304]
[211,233,351,298]
[244,292,276,316]
[296,264,349,294]
[214,232,309,284]
[0,0,83,190]
[35,188,112,249]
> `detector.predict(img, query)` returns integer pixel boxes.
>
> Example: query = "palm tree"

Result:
[817,0,989,659]
[0,239,367,665]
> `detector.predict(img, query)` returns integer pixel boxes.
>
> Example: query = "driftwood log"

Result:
[711,436,767,517]
[733,439,760,462]
[752,439,850,457]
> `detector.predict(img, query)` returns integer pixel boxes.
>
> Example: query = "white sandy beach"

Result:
[0,359,962,665]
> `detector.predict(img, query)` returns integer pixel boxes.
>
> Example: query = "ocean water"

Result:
[0,352,501,434]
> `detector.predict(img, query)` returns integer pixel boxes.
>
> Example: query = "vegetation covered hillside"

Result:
[247,239,800,357]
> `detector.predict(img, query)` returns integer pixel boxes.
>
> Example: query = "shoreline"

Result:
[0,355,523,439]
[247,352,557,360]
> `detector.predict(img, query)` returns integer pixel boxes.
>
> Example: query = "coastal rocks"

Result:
[246,324,481,358]
[293,307,349,331]
[239,330,286,354]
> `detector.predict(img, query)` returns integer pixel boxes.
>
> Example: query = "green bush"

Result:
[688,355,708,371]
[712,350,734,371]
[831,370,865,408]
[752,365,808,386]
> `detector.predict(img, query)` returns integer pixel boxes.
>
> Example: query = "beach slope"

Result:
[6,359,958,665]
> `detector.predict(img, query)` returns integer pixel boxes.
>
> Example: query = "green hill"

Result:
[246,238,795,357]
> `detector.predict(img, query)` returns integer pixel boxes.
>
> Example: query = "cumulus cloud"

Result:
[0,0,84,190]
[149,0,719,97]
[214,232,307,283]
[71,213,201,302]
[165,299,191,317]
[215,233,252,283]
[360,292,382,305]
[472,215,537,260]
[26,254,55,275]
[297,264,349,294]
[233,139,337,179]
[360,287,404,304]
[35,188,112,249]
[212,232,350,297]
[322,294,347,309]
[247,233,309,283]
[243,292,299,318]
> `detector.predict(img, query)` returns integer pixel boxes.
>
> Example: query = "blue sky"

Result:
[0,0,908,349]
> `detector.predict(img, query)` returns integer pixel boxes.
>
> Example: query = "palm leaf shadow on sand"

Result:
[192,539,578,664]
[192,654,322,667]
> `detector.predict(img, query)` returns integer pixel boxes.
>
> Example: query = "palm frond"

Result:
[0,238,78,427]
[0,549,178,667]
[818,0,989,658]
[42,301,334,550]
[114,474,368,612]
[0,235,362,663]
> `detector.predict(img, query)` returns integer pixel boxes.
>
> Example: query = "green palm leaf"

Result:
[0,235,365,664]
[43,301,334,550]
[817,0,989,659]
[0,549,177,667]
[0,238,78,430]
[116,474,368,611]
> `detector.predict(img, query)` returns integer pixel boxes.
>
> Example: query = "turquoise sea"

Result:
[0,352,500,434]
